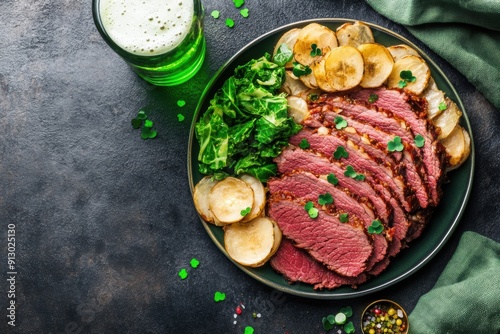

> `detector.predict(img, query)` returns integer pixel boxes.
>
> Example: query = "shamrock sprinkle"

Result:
[214,291,226,302]
[131,118,142,129]
[211,10,220,19]
[177,113,185,122]
[178,268,188,280]
[327,173,339,185]
[414,134,425,148]
[305,201,319,219]
[318,193,334,206]
[322,315,335,330]
[233,0,245,8]
[292,62,312,77]
[344,165,364,181]
[438,101,447,111]
[177,99,186,107]
[333,146,348,159]
[309,93,319,101]
[368,219,384,234]
[340,306,353,317]
[310,43,322,57]
[225,18,235,28]
[299,138,310,149]
[190,258,200,268]
[132,109,157,140]
[334,116,348,130]
[244,326,254,334]
[144,119,153,128]
[388,136,404,152]
[398,70,416,88]
[344,321,355,334]
[240,207,251,216]
[339,213,349,223]
[240,8,249,18]
[368,93,379,103]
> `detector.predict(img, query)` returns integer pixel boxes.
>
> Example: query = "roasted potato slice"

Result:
[312,56,336,92]
[270,219,282,256]
[357,43,394,88]
[386,44,419,62]
[224,217,277,267]
[432,97,462,139]
[336,21,375,47]
[324,46,364,91]
[287,96,309,124]
[239,174,266,222]
[193,176,219,223]
[281,71,310,96]
[387,55,430,95]
[208,176,254,224]
[273,28,301,69]
[293,23,338,66]
[422,77,447,119]
[299,70,319,89]
[441,125,470,170]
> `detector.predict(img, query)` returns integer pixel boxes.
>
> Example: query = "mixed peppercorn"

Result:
[362,301,408,334]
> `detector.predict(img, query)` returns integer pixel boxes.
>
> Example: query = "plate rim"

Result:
[187,18,475,299]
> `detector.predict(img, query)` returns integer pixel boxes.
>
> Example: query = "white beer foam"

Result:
[100,0,194,56]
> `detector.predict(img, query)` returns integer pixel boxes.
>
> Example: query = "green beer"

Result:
[92,0,206,86]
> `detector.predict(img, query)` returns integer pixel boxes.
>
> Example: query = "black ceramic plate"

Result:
[187,19,475,299]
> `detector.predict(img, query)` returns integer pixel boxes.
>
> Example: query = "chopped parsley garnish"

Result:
[240,207,251,216]
[299,138,310,149]
[327,173,339,185]
[273,43,293,66]
[318,193,334,206]
[414,134,425,148]
[333,146,348,159]
[368,219,384,234]
[334,116,348,130]
[344,165,365,181]
[304,201,319,219]
[388,136,404,152]
[368,93,379,103]
[292,62,312,77]
[398,70,416,88]
[310,43,322,57]
[438,101,447,111]
[339,213,349,223]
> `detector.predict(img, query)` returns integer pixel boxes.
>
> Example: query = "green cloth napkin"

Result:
[365,0,500,109]
[408,231,500,333]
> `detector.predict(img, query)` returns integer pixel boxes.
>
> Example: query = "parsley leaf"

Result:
[414,134,425,148]
[310,43,322,57]
[327,173,338,185]
[292,62,312,77]
[318,193,334,206]
[333,146,348,159]
[334,116,348,130]
[388,136,404,152]
[299,138,310,149]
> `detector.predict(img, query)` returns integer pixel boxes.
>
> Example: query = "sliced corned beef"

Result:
[267,197,372,277]
[270,238,368,290]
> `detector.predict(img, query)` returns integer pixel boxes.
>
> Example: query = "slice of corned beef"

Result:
[267,197,372,277]
[290,128,415,212]
[348,88,447,206]
[270,238,368,290]
[268,171,388,270]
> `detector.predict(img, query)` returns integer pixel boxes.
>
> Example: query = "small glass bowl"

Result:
[361,299,409,334]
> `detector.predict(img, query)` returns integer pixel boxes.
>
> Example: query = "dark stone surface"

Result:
[0,0,498,333]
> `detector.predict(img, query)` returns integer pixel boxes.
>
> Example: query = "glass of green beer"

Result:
[92,0,206,86]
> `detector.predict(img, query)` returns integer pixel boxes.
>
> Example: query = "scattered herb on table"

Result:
[211,10,220,19]
[240,8,249,18]
[190,258,200,268]
[214,291,226,302]
[132,109,157,140]
[177,99,186,107]
[178,268,188,280]
[225,18,235,28]
[177,113,185,122]
[322,306,355,332]
[233,0,245,8]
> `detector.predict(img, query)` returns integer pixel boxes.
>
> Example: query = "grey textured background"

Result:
[0,0,498,333]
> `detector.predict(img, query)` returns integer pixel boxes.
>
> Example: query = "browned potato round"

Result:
[441,125,470,170]
[357,43,394,88]
[293,23,338,66]
[422,78,447,120]
[387,55,430,95]
[433,97,463,139]
[273,28,301,69]
[239,174,266,222]
[208,177,254,224]
[336,21,374,47]
[193,176,219,223]
[324,46,364,91]
[312,56,336,92]
[387,44,419,62]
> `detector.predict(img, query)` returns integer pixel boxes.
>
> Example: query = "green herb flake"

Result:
[368,219,384,234]
[299,138,310,149]
[177,99,186,107]
[213,291,226,302]
[354,173,366,181]
[304,201,314,211]
[273,43,293,66]
[333,146,348,160]
[414,134,425,148]
[225,18,235,28]
[309,93,319,102]
[211,10,220,19]
[327,173,339,185]
[334,116,348,130]
[240,207,251,216]
[318,193,334,206]
[438,101,447,111]
[310,43,322,57]
[190,258,200,268]
[339,213,349,223]
[368,93,379,103]
[240,8,249,18]
[398,80,407,88]
[292,62,312,77]
[388,136,404,152]
[136,110,147,120]
[178,268,188,280]
[233,0,245,8]
[400,70,416,82]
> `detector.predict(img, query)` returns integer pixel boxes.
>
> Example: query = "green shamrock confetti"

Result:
[388,136,404,152]
[340,306,353,317]
[344,321,355,334]
[292,62,312,77]
[225,18,235,28]
[177,113,185,122]
[334,116,348,130]
[344,165,365,181]
[398,70,416,88]
[233,0,245,8]
[309,93,319,101]
[339,213,349,223]
[244,326,254,334]
[368,219,384,234]
[132,109,157,140]
[322,314,336,330]
[141,127,157,139]
[131,118,142,129]
[240,8,249,18]
[368,93,379,103]
[414,134,425,148]
[327,173,339,185]
[214,291,226,302]
[240,207,251,216]
[211,10,220,19]
[177,99,186,107]
[333,146,348,159]
[178,268,188,280]
[190,258,200,269]
[318,193,334,206]
[299,138,310,149]
[304,201,319,219]
[438,101,447,111]
[144,119,153,128]
[310,43,322,57]
[335,312,347,325]
[136,110,147,120]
